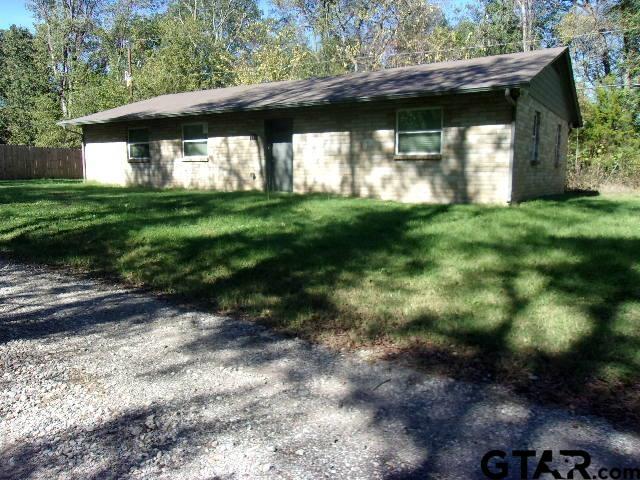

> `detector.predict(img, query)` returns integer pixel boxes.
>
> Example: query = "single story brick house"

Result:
[61,47,581,204]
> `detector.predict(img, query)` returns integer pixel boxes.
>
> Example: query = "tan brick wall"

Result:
[511,89,569,202]
[292,93,513,203]
[84,116,264,191]
[83,91,515,204]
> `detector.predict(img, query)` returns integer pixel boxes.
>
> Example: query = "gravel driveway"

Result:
[0,258,638,480]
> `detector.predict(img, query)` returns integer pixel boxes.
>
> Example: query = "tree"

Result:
[28,0,104,118]
[514,0,536,50]
[272,0,445,71]
[0,26,48,145]
[133,14,236,97]
[613,0,640,84]
[130,0,261,97]
[557,0,619,84]
[568,82,640,187]
[169,0,259,49]
[235,20,316,84]
[94,0,162,101]
[0,30,7,143]
[467,0,522,55]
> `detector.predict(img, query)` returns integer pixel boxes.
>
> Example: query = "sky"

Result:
[0,0,34,30]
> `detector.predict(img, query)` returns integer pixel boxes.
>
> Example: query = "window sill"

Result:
[128,159,151,164]
[394,154,442,161]
[181,156,209,162]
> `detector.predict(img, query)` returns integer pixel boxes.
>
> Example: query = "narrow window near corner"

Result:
[531,111,541,164]
[128,127,150,161]
[554,124,562,168]
[182,123,208,158]
[396,108,442,156]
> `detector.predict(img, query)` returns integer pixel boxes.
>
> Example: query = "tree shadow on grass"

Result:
[390,229,640,428]
[0,183,639,429]
[0,181,448,325]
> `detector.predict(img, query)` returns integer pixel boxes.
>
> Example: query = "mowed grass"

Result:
[1,180,639,418]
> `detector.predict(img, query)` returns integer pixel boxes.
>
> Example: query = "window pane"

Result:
[398,109,441,131]
[129,143,150,159]
[532,112,540,137]
[398,132,441,154]
[555,124,562,166]
[531,111,541,162]
[184,141,207,157]
[129,128,149,143]
[183,124,206,141]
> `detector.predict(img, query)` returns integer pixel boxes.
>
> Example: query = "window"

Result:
[396,108,442,156]
[531,111,541,164]
[182,122,208,158]
[554,124,562,168]
[128,127,150,161]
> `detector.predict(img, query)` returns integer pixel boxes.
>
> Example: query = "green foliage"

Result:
[0,24,82,147]
[134,15,236,97]
[0,26,46,145]
[613,0,640,81]
[469,0,522,54]
[32,93,82,147]
[569,84,640,188]
[235,21,316,84]
[583,84,638,150]
[70,66,130,117]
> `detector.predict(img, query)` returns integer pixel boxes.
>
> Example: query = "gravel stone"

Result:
[1,258,639,479]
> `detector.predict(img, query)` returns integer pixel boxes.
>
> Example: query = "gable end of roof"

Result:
[528,48,583,127]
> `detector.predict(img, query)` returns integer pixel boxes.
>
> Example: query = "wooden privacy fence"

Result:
[0,145,83,180]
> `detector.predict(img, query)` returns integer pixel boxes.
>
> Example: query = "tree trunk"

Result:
[516,0,533,52]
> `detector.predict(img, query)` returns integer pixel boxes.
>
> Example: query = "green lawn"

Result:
[1,180,639,418]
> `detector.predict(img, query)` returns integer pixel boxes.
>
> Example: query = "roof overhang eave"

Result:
[59,83,527,127]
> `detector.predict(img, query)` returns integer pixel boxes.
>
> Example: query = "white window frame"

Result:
[531,111,541,165]
[127,127,151,162]
[554,123,562,168]
[395,107,443,156]
[182,122,208,160]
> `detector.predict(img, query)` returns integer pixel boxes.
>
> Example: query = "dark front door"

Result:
[265,119,293,192]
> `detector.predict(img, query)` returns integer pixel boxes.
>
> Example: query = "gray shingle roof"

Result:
[61,47,570,126]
